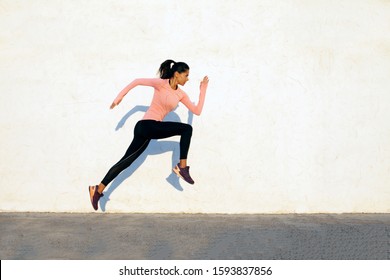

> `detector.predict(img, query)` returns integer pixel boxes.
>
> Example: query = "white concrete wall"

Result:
[1,0,389,213]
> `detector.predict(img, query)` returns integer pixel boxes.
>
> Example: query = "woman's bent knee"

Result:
[184,124,193,135]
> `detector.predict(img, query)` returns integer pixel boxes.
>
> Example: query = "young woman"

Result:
[89,59,209,210]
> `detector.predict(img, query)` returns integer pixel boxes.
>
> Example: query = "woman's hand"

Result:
[110,100,120,109]
[200,76,209,89]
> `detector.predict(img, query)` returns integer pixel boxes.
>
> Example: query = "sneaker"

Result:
[89,185,104,211]
[173,164,195,184]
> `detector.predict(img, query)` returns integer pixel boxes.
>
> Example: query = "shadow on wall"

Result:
[100,105,194,212]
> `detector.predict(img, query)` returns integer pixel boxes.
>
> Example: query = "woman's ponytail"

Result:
[158,59,190,79]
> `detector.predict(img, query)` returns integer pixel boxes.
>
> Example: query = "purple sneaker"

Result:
[173,164,195,184]
[89,185,104,211]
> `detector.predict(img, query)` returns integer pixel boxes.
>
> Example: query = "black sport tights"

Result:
[101,120,192,186]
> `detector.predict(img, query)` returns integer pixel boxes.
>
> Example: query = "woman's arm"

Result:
[110,78,162,109]
[180,76,209,115]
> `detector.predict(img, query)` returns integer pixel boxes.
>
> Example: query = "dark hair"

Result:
[158,59,189,79]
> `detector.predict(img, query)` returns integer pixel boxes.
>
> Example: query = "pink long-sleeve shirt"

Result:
[113,78,207,121]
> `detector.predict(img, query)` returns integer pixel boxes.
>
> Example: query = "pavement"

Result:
[0,213,389,260]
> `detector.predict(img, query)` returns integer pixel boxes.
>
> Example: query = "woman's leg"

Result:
[91,120,195,210]
[100,123,151,189]
[140,120,193,161]
[89,121,151,211]
[98,120,192,190]
[138,120,196,184]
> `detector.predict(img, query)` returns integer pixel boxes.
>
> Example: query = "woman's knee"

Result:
[184,123,193,136]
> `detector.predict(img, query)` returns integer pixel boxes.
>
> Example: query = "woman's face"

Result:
[176,70,190,86]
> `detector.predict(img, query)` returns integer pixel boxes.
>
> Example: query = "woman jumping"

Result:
[88,59,209,211]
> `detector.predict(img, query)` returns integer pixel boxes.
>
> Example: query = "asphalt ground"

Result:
[0,213,389,260]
